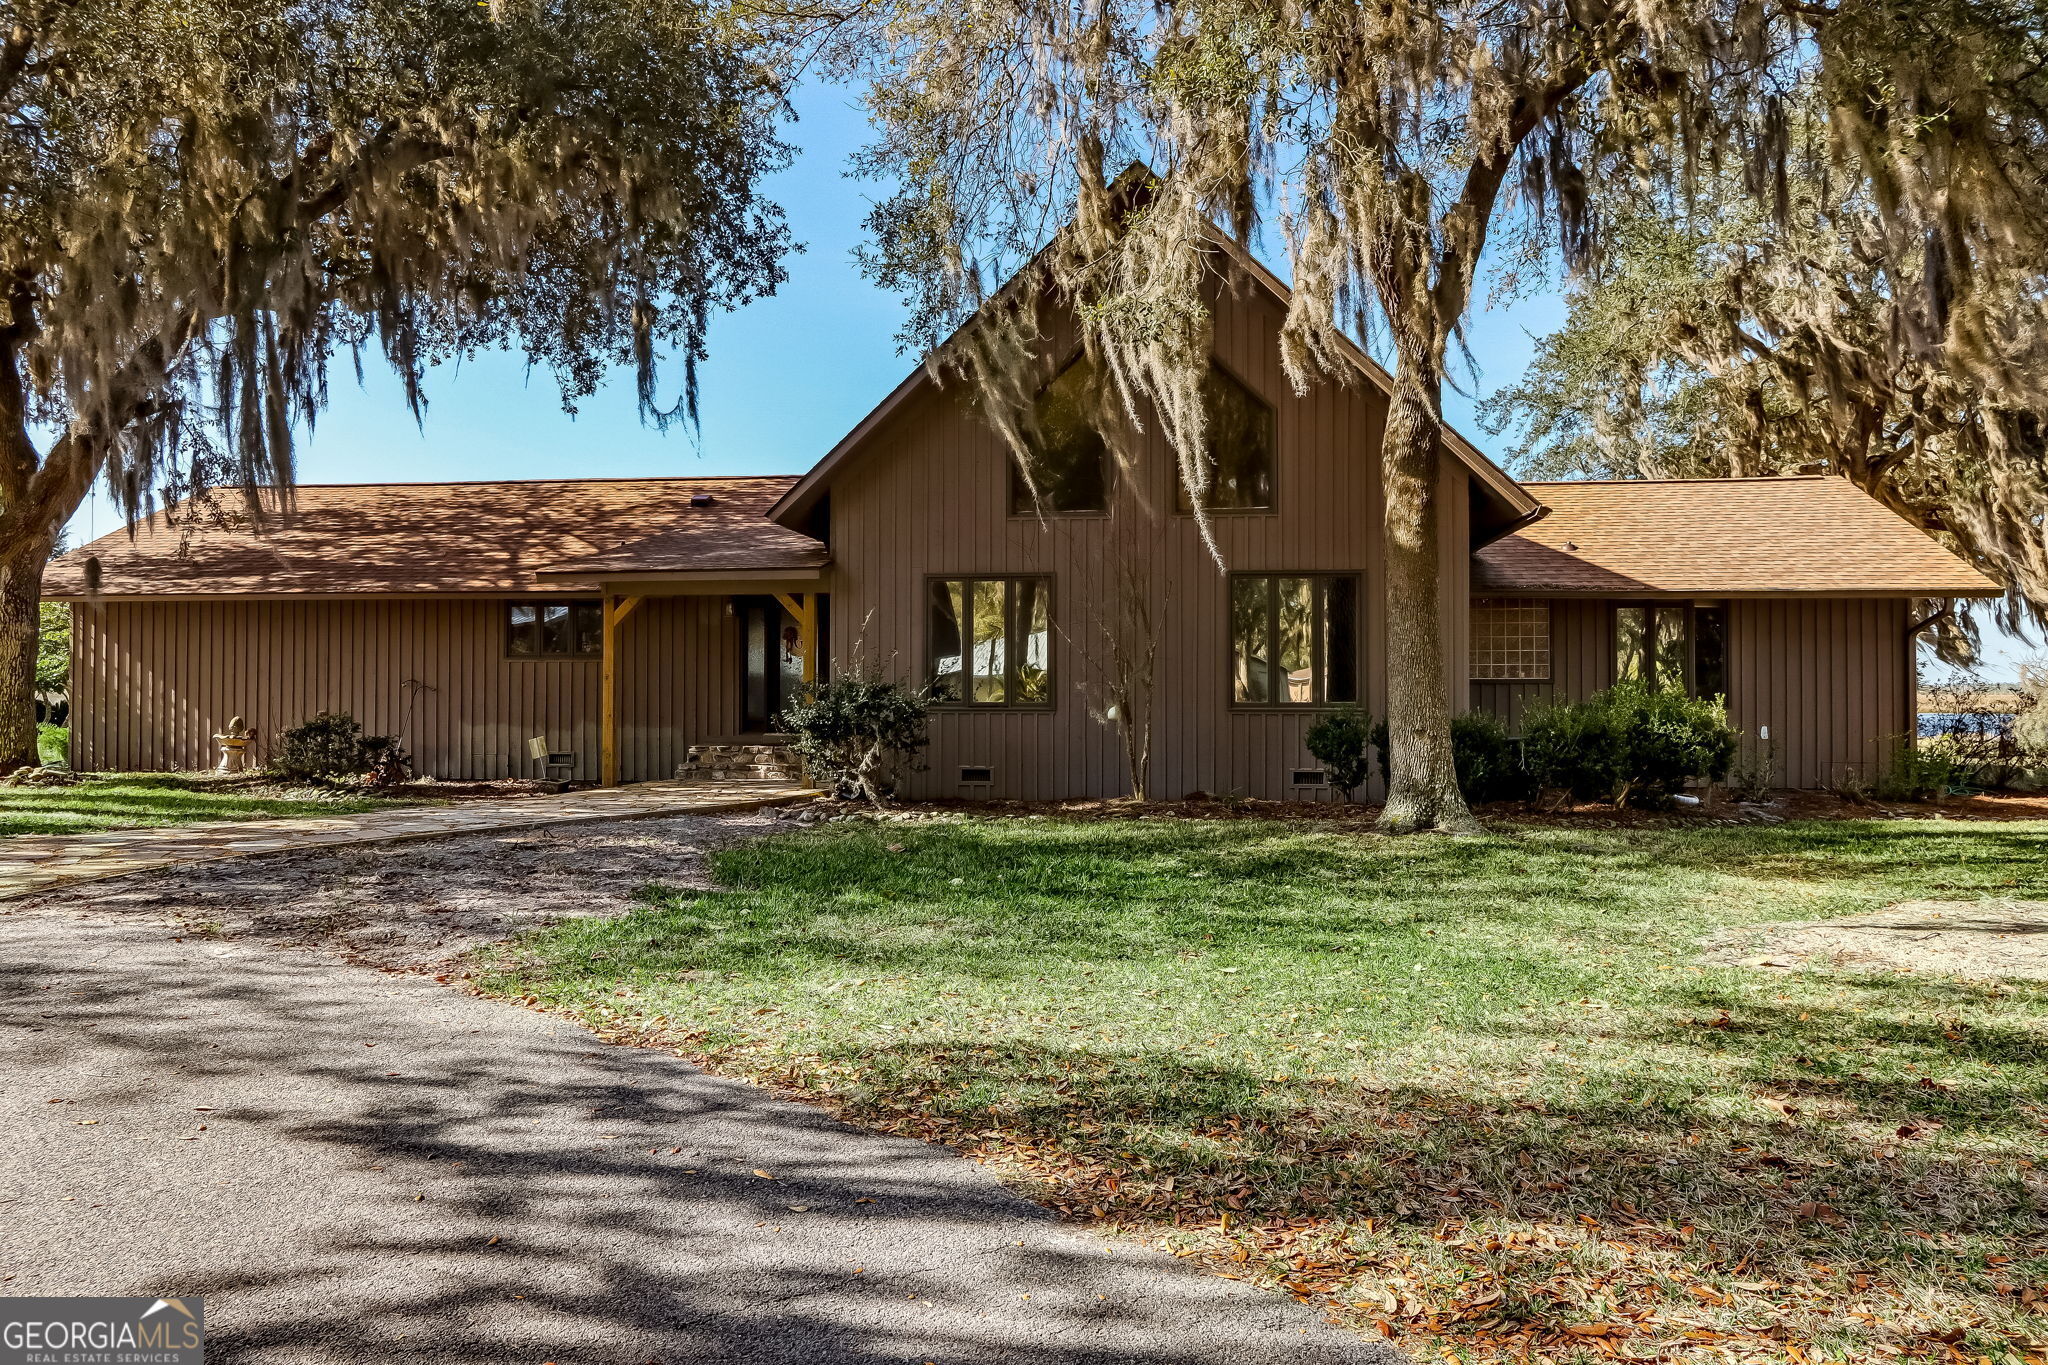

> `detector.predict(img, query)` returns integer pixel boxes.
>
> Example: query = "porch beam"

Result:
[774,592,820,684]
[601,593,643,786]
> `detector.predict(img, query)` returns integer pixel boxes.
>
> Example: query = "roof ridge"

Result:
[1519,475,1832,487]
[272,473,801,490]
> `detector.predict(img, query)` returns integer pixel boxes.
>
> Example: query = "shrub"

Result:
[1451,710,1528,802]
[36,722,68,768]
[2014,662,2048,762]
[1304,705,1375,800]
[1354,711,1530,803]
[271,711,408,781]
[1524,683,1737,807]
[1870,736,1959,802]
[1918,674,2030,788]
[1522,696,1621,803]
[1605,682,1738,807]
[1727,737,1776,802]
[778,674,930,807]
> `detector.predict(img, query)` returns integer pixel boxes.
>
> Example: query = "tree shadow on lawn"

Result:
[770,1017,2046,1360]
[500,817,2048,1357]
[0,922,1386,1365]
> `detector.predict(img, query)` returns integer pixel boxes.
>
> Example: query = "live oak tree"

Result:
[829,0,2048,831]
[1483,98,2048,660]
[0,0,793,770]
[828,0,1698,833]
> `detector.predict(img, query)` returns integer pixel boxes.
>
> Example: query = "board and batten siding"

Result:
[1466,598,1612,735]
[1468,595,1913,789]
[68,595,738,783]
[1724,597,1913,790]
[821,277,1473,801]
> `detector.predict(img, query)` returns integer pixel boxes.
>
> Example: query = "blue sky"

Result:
[70,79,1563,538]
[66,79,2034,677]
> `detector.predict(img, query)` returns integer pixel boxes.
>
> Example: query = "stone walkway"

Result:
[0,779,820,902]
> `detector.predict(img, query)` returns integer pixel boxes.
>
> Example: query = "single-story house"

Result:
[44,249,1999,796]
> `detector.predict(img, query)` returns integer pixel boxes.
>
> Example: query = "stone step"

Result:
[677,741,805,783]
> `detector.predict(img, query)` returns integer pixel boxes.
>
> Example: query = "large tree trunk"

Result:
[1377,379,1480,835]
[0,529,55,773]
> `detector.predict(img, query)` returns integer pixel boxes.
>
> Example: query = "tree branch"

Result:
[1430,60,1596,338]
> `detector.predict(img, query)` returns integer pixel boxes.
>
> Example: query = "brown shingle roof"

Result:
[1475,477,2002,597]
[43,476,823,598]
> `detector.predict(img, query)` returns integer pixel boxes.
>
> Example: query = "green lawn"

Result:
[0,772,404,838]
[477,817,2048,1365]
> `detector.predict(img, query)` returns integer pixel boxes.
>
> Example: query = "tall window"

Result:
[1011,357,1112,514]
[1615,603,1727,696]
[507,600,602,658]
[1470,599,1552,681]
[929,577,1054,706]
[1178,364,1275,512]
[1230,574,1358,705]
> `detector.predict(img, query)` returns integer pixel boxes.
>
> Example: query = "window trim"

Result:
[1611,601,1729,697]
[1469,597,1553,683]
[1006,349,1114,519]
[925,574,1058,710]
[1172,358,1280,518]
[1227,572,1362,709]
[1006,460,1114,520]
[504,598,603,661]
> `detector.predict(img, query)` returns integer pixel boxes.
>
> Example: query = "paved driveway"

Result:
[0,903,1399,1364]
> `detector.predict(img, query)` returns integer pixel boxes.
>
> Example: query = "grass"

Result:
[0,772,404,838]
[36,722,66,766]
[476,816,2048,1365]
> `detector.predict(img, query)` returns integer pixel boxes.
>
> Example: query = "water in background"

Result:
[1919,711,2016,739]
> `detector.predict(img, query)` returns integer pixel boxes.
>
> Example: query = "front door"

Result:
[739,597,808,733]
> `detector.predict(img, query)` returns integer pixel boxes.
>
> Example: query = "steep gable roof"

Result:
[1474,477,2002,597]
[767,226,1540,537]
[43,476,820,599]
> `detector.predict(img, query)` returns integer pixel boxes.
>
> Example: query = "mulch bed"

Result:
[811,788,2048,828]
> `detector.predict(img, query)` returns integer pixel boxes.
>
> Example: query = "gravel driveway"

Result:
[0,814,1399,1364]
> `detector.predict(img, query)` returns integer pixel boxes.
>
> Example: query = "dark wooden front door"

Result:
[739,597,806,733]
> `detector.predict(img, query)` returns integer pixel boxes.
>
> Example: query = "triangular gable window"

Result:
[1010,356,1111,514]
[1177,363,1274,511]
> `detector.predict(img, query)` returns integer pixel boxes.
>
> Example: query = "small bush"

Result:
[1524,683,1737,807]
[2014,662,2048,761]
[1727,738,1776,802]
[36,722,68,768]
[272,711,407,781]
[1304,705,1375,800]
[778,674,930,807]
[1870,737,1959,802]
[1522,696,1621,803]
[1451,710,1528,802]
[1606,683,1738,807]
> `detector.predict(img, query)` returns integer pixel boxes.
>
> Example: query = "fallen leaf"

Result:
[752,1169,774,1179]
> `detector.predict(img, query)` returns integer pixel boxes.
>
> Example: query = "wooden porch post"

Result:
[600,594,643,785]
[774,592,820,685]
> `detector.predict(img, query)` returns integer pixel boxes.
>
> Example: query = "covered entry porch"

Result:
[538,567,827,786]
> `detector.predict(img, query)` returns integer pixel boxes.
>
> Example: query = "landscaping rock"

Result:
[0,765,81,787]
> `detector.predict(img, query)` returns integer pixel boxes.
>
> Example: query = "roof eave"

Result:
[531,564,827,583]
[1469,584,2007,600]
